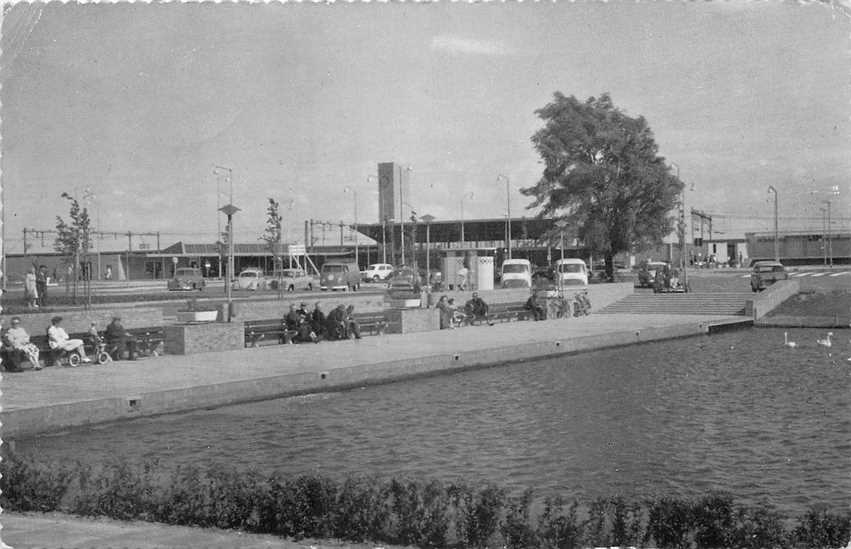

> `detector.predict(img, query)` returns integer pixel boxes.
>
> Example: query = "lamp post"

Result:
[767,185,779,261]
[820,207,827,265]
[344,186,358,268]
[219,203,240,322]
[824,199,832,267]
[555,219,569,293]
[213,165,233,278]
[398,165,412,265]
[498,175,511,260]
[460,191,474,245]
[421,214,435,301]
[669,163,689,292]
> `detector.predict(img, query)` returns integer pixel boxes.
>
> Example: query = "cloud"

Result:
[430,35,511,56]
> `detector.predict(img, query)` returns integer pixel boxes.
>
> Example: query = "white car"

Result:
[362,263,394,282]
[233,268,267,291]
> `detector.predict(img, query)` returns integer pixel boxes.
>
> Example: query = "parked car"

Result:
[555,258,589,286]
[750,260,788,292]
[637,261,669,288]
[167,267,205,291]
[233,268,267,291]
[501,259,533,289]
[386,266,422,305]
[320,261,361,291]
[269,268,315,292]
[362,263,394,282]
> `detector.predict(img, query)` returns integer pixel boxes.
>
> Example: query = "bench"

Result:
[25,327,165,366]
[244,319,298,347]
[483,301,532,324]
[245,311,391,347]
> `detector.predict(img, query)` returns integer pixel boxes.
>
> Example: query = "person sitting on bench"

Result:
[48,316,91,363]
[5,317,41,370]
[524,294,546,321]
[106,316,137,360]
[326,304,348,340]
[310,301,327,340]
[465,292,493,326]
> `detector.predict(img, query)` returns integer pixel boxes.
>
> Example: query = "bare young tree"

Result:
[54,192,92,303]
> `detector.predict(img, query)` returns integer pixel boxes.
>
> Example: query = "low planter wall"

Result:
[164,321,245,355]
[384,308,439,334]
[745,279,799,320]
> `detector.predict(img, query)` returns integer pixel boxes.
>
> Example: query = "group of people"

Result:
[283,301,362,344]
[24,265,50,309]
[1,315,138,372]
[435,292,492,329]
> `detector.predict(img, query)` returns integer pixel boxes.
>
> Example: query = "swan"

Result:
[816,332,833,347]
[784,332,797,348]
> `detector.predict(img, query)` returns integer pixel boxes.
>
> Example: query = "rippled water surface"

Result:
[18,328,850,515]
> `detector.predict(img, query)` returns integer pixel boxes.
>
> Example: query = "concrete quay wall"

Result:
[1,313,744,439]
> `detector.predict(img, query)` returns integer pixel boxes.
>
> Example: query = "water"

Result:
[17,328,851,515]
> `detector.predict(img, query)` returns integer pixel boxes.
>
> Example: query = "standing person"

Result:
[47,316,91,363]
[456,265,469,291]
[36,265,49,307]
[24,267,39,309]
[4,317,41,370]
[345,305,362,340]
[436,295,451,329]
[310,301,327,339]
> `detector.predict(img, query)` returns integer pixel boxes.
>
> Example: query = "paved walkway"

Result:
[0,511,396,549]
[1,313,748,438]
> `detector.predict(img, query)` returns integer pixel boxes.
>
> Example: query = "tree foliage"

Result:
[261,197,283,260]
[523,92,683,278]
[54,192,91,300]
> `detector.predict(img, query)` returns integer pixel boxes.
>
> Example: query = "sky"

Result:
[2,1,850,253]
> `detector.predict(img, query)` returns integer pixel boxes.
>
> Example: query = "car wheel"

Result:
[288,284,295,292]
[372,275,380,282]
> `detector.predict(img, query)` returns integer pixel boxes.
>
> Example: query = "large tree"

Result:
[523,92,683,280]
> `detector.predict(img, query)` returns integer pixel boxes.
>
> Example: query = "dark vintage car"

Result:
[167,267,205,291]
[386,267,423,306]
[750,261,788,292]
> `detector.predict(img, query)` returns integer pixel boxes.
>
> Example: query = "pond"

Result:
[17,327,850,516]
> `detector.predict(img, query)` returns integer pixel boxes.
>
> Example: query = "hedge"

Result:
[1,452,848,549]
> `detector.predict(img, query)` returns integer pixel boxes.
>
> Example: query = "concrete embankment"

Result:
[1,312,750,439]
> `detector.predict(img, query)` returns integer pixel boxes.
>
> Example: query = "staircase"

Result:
[597,291,750,316]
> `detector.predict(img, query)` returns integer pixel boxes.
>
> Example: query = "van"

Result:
[555,258,588,286]
[320,261,361,291]
[501,259,532,288]
[750,260,787,292]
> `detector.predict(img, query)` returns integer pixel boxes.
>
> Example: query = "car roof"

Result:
[753,261,784,267]
[556,258,585,263]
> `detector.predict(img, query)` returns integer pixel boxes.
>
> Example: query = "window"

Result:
[503,264,529,273]
[558,264,585,273]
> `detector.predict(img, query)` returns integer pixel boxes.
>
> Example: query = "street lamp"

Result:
[421,214,435,301]
[398,165,412,265]
[219,203,240,322]
[670,163,689,291]
[767,185,779,261]
[498,175,511,260]
[555,219,569,293]
[344,186,358,268]
[213,165,233,278]
[823,199,833,267]
[460,191,474,244]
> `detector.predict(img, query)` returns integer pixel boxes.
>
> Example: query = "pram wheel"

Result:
[96,350,111,364]
[68,352,82,367]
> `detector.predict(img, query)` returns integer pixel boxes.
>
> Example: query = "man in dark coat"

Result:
[326,304,347,340]
[465,292,492,326]
[105,316,136,360]
[310,301,327,339]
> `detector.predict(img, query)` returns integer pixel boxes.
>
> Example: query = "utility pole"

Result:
[824,199,832,267]
[498,175,511,260]
[768,185,779,261]
[127,231,133,281]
